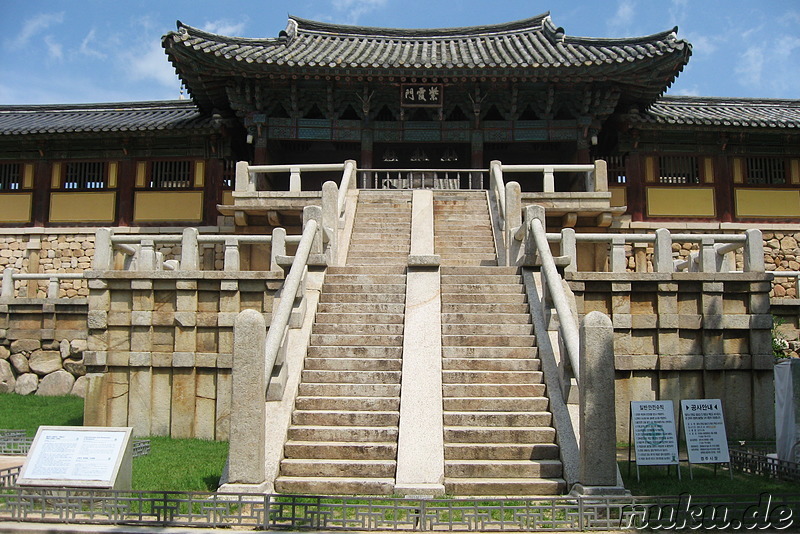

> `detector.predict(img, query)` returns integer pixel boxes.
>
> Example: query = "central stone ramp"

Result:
[275,191,411,495]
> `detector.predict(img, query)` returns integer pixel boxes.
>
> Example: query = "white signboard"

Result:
[631,401,679,465]
[18,426,133,490]
[681,399,730,464]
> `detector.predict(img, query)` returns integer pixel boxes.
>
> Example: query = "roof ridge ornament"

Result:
[278,18,298,44]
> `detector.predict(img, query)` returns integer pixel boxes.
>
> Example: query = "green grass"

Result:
[132,436,228,492]
[619,460,798,495]
[0,393,84,435]
[1,393,228,492]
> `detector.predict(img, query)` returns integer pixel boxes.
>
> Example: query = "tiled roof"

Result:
[634,96,800,129]
[0,101,217,136]
[164,14,691,111]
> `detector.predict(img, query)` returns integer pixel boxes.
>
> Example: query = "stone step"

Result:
[315,312,404,325]
[443,383,546,397]
[440,275,521,284]
[442,346,539,359]
[442,335,536,347]
[295,396,400,412]
[292,410,400,427]
[443,411,553,427]
[439,283,524,294]
[443,397,549,413]
[441,312,530,323]
[445,442,559,460]
[307,346,403,359]
[328,266,406,275]
[445,459,563,479]
[310,334,404,347]
[442,370,543,384]
[443,478,566,496]
[440,258,497,266]
[442,323,534,336]
[322,283,407,294]
[324,274,407,284]
[299,383,401,397]
[288,425,398,442]
[347,258,411,266]
[319,293,406,304]
[283,440,397,460]
[348,245,411,254]
[444,426,556,444]
[303,357,403,371]
[301,369,401,384]
[441,266,519,275]
[441,294,527,304]
[275,476,395,496]
[441,303,529,314]
[312,323,404,336]
[317,303,405,314]
[442,358,540,372]
[281,458,396,478]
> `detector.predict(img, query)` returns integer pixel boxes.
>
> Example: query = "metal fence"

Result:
[0,490,798,530]
[730,448,800,483]
[0,433,150,458]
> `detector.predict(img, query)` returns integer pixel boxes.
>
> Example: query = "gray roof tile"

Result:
[633,96,800,129]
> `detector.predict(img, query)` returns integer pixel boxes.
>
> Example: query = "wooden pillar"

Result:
[714,154,733,222]
[361,128,373,170]
[627,154,645,222]
[117,160,135,226]
[204,158,223,226]
[32,161,51,227]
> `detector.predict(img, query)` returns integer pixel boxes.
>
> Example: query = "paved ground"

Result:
[0,456,23,470]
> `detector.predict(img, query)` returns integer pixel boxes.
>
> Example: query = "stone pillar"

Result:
[504,181,522,266]
[180,228,199,271]
[561,228,577,274]
[322,181,338,265]
[225,309,268,490]
[573,310,624,495]
[653,228,673,273]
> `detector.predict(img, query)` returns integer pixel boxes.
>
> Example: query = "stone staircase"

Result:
[435,191,565,495]
[274,191,411,495]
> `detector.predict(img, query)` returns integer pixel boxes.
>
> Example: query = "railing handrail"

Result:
[247,163,345,174]
[500,164,596,172]
[529,216,581,379]
[337,160,356,219]
[262,218,317,386]
[490,161,506,227]
[357,167,487,173]
[1,268,85,299]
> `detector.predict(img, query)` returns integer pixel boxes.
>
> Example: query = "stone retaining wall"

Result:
[0,299,89,397]
[567,272,775,442]
[82,271,284,440]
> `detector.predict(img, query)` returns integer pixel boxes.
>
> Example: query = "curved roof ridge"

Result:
[172,20,284,46]
[0,100,198,113]
[288,13,550,38]
[657,95,800,106]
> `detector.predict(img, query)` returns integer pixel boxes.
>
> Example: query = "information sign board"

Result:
[680,399,730,464]
[631,401,679,465]
[17,426,133,490]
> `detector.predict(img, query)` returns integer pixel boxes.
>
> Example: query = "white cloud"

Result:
[44,35,63,61]
[607,0,636,35]
[80,29,107,59]
[8,11,64,49]
[735,46,764,88]
[331,0,389,25]
[124,42,180,91]
[671,85,700,97]
[201,19,248,36]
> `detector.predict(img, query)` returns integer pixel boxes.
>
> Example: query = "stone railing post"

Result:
[180,228,199,271]
[505,181,522,266]
[561,228,577,274]
[235,161,253,193]
[653,228,673,273]
[227,309,267,488]
[304,205,323,255]
[224,238,240,272]
[744,228,765,272]
[576,310,619,493]
[700,237,716,272]
[93,228,113,270]
[137,240,156,271]
[289,166,302,192]
[322,181,338,264]
[47,277,60,299]
[271,227,286,272]
[593,159,608,192]
[609,236,626,273]
[1,269,15,299]
[543,166,555,193]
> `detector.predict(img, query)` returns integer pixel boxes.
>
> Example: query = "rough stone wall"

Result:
[0,300,89,397]
[82,272,283,440]
[568,272,775,442]
[772,298,800,359]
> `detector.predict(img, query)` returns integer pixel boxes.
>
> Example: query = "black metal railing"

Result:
[358,168,488,190]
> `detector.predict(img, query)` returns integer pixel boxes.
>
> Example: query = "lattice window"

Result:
[221,159,236,189]
[604,155,627,184]
[658,155,699,184]
[0,163,21,190]
[150,160,192,189]
[64,162,106,189]
[746,156,786,185]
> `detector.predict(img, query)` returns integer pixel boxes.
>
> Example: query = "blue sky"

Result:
[1,0,798,105]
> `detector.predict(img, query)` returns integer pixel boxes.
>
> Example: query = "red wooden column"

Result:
[32,161,51,227]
